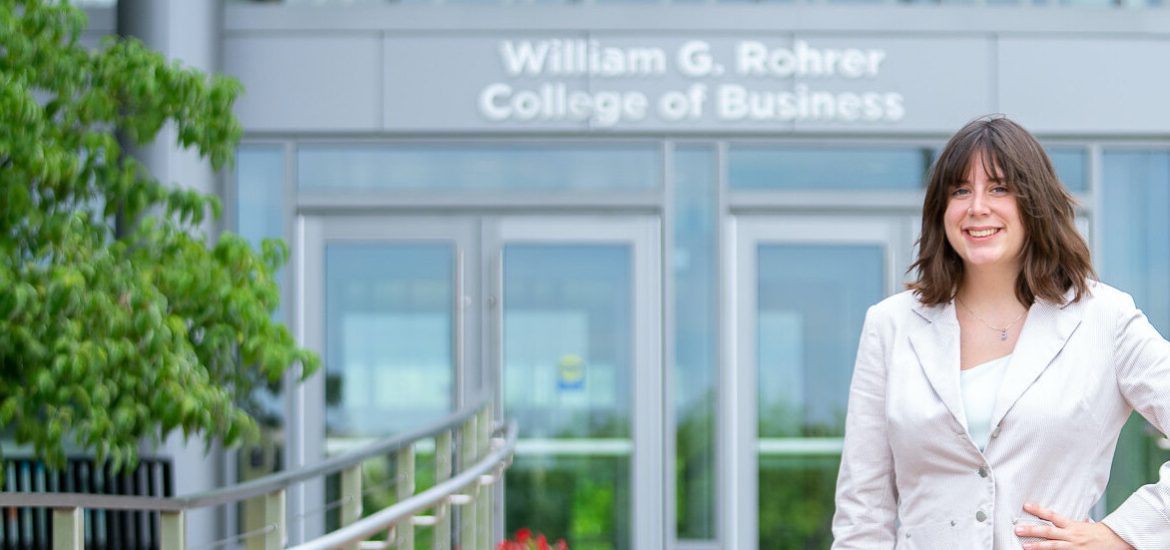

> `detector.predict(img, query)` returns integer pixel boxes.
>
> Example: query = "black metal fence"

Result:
[0,456,173,550]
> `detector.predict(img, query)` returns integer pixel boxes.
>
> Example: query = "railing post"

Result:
[52,507,83,550]
[160,510,186,550]
[396,445,415,550]
[459,414,479,550]
[434,431,453,550]
[340,464,363,550]
[476,405,492,550]
[264,489,286,550]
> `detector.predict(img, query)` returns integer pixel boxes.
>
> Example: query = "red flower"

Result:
[498,529,569,550]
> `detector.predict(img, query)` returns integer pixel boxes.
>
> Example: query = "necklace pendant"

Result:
[1000,330,1008,341]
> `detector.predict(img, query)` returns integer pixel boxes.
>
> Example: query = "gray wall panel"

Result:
[384,34,591,131]
[382,33,983,133]
[225,35,382,132]
[792,35,993,134]
[225,4,1170,36]
[999,37,1170,134]
[221,6,1170,136]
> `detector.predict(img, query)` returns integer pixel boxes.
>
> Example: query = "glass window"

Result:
[1058,0,1117,5]
[234,145,288,536]
[232,143,285,454]
[504,244,632,439]
[325,243,455,438]
[756,243,885,548]
[729,145,931,190]
[506,456,631,549]
[756,244,884,439]
[673,145,717,541]
[237,145,287,323]
[1101,151,1170,332]
[504,243,634,550]
[1100,150,1170,516]
[298,143,660,191]
[1048,148,1088,192]
[926,144,1086,192]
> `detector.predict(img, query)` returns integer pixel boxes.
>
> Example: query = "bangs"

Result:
[938,136,1011,190]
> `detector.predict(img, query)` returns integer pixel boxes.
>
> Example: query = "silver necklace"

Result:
[956,298,1026,341]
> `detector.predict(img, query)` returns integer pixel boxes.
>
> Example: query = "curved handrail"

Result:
[179,391,492,509]
[0,391,492,511]
[289,419,517,550]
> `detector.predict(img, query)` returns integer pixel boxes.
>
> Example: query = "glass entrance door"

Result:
[490,217,663,550]
[296,216,478,542]
[730,216,906,550]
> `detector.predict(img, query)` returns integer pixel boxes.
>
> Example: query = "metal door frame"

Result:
[485,215,665,550]
[723,215,905,550]
[295,215,479,543]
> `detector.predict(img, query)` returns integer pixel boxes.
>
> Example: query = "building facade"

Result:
[94,1,1170,548]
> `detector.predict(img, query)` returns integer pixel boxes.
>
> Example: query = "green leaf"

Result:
[0,0,316,476]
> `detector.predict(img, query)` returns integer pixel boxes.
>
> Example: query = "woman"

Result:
[831,116,1170,549]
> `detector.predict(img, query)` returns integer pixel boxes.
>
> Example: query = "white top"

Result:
[960,354,1012,451]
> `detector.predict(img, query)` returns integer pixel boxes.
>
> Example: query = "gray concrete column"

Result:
[117,3,225,549]
[117,0,222,201]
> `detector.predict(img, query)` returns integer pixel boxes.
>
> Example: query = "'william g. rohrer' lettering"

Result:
[499,39,667,77]
[736,40,886,78]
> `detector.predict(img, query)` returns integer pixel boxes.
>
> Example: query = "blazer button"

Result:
[977,466,988,478]
[976,510,988,522]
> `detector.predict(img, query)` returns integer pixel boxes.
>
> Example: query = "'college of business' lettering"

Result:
[478,39,906,126]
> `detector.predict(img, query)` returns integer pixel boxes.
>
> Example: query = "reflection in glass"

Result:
[504,244,632,549]
[325,243,453,439]
[299,143,659,191]
[673,146,717,540]
[504,245,632,439]
[730,145,930,190]
[756,244,884,548]
[237,146,286,255]
[757,245,884,437]
[931,144,1086,192]
[1101,150,1170,513]
[758,455,840,548]
[1102,151,1170,328]
[234,144,288,536]
[506,456,631,550]
[1049,148,1088,192]
[235,145,287,427]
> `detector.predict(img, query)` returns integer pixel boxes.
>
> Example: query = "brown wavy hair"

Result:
[908,115,1095,306]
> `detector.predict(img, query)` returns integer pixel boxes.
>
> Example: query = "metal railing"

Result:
[0,394,516,550]
[1,455,174,549]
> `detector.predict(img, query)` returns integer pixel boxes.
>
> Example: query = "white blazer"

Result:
[831,282,1170,549]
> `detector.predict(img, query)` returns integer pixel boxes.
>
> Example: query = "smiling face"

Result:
[911,116,1095,306]
[943,152,1026,274]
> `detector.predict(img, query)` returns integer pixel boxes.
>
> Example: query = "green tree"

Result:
[0,0,319,474]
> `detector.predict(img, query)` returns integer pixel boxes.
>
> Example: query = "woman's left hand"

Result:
[1016,502,1132,549]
